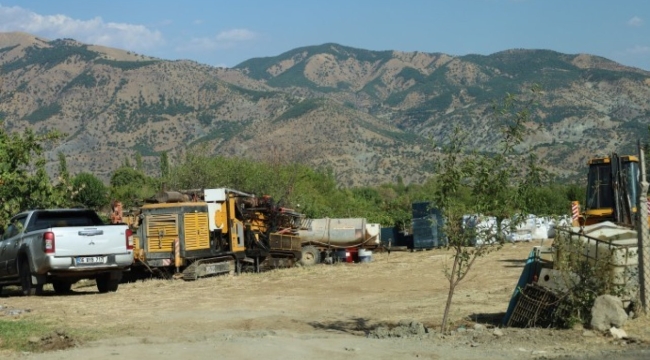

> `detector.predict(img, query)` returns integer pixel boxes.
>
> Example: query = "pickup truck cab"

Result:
[0,209,134,295]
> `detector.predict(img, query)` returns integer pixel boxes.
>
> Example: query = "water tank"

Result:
[298,218,368,247]
[559,221,638,294]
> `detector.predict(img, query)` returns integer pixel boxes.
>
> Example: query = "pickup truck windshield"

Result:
[28,210,105,232]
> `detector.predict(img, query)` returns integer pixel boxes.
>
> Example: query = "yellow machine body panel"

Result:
[146,213,179,253]
[133,234,145,261]
[183,212,210,251]
[214,203,228,231]
[142,202,207,209]
[227,197,246,252]
[250,213,269,233]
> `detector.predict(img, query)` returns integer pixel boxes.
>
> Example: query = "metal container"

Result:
[563,221,638,291]
[365,223,381,246]
[358,249,372,263]
[298,218,368,247]
[411,203,446,249]
[412,218,436,250]
[154,191,189,203]
[380,227,397,247]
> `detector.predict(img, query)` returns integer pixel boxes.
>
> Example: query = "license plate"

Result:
[76,256,107,265]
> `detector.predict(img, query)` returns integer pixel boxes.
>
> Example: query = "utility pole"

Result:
[637,140,650,314]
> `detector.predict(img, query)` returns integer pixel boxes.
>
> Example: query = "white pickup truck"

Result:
[0,209,134,295]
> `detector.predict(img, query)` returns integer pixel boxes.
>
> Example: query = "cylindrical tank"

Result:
[155,191,189,203]
[298,218,368,247]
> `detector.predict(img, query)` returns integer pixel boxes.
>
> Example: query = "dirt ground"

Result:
[1,241,650,359]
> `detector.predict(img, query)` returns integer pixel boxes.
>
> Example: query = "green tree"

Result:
[0,126,71,227]
[160,151,170,178]
[109,166,156,208]
[110,167,146,188]
[72,172,109,210]
[53,151,76,203]
[135,152,143,172]
[565,183,585,204]
[57,151,70,183]
[435,87,542,332]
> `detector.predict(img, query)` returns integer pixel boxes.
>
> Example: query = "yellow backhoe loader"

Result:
[573,153,641,227]
[504,152,646,326]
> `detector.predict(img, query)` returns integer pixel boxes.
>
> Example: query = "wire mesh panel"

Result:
[507,283,560,328]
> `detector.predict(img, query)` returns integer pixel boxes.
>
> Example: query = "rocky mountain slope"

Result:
[1,32,649,186]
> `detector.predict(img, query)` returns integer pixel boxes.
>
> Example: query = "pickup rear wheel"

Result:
[52,281,72,294]
[96,274,119,293]
[19,260,43,296]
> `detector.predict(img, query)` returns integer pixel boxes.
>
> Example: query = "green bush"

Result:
[110,167,147,188]
[72,172,109,210]
[109,166,157,208]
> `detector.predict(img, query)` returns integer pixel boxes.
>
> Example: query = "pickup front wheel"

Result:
[20,261,43,296]
[52,281,72,294]
[96,274,120,293]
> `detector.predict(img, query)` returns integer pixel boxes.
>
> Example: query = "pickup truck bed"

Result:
[0,209,134,295]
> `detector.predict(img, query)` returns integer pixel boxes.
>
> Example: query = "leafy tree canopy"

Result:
[0,125,73,227]
[72,172,109,210]
[110,166,146,188]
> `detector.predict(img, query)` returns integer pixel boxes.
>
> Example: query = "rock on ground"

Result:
[609,327,628,339]
[367,320,428,339]
[590,295,628,332]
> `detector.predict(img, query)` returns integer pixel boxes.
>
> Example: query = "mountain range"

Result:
[1,32,649,186]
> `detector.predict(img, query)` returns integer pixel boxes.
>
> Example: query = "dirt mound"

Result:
[368,320,429,339]
[29,331,77,352]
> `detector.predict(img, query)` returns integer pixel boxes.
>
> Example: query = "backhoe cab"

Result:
[580,154,640,227]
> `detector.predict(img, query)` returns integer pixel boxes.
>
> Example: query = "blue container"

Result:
[380,227,397,247]
[381,227,414,248]
[411,202,446,249]
[412,218,436,250]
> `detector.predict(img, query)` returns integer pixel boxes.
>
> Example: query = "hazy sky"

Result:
[0,0,648,70]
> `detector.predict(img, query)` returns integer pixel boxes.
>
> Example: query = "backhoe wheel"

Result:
[52,281,72,294]
[96,274,120,293]
[20,260,43,296]
[299,245,321,267]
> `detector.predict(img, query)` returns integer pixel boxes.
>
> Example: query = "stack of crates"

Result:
[411,202,446,250]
